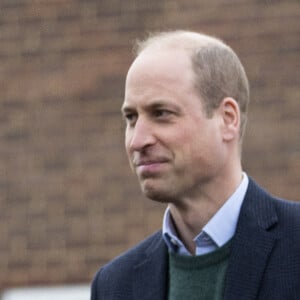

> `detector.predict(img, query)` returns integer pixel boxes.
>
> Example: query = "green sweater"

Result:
[168,242,231,300]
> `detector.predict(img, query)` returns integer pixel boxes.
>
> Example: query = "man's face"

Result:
[122,48,227,203]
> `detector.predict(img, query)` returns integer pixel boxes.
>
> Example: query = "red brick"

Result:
[0,0,299,291]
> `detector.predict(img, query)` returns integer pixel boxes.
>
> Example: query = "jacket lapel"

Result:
[223,179,278,300]
[133,233,168,300]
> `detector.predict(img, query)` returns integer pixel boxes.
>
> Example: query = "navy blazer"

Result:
[91,178,300,299]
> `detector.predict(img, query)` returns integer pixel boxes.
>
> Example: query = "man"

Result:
[91,31,300,299]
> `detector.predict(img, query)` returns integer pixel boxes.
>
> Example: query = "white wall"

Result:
[1,285,90,300]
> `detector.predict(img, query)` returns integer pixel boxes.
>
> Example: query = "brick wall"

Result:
[0,0,299,290]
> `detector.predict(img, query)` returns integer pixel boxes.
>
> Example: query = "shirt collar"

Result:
[200,172,249,246]
[163,172,249,255]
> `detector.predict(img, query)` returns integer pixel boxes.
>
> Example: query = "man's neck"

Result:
[168,171,243,255]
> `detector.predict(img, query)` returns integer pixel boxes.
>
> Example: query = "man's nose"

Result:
[127,118,156,152]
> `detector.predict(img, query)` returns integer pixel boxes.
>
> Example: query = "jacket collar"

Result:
[223,177,278,300]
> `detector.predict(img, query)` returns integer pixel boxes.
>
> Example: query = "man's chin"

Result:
[140,181,173,203]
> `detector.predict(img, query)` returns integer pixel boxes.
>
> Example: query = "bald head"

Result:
[135,31,223,54]
[133,30,250,139]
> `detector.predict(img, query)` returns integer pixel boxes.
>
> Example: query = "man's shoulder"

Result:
[272,196,300,229]
[246,177,300,211]
[93,230,163,280]
[91,230,167,299]
[242,177,300,235]
[105,230,162,268]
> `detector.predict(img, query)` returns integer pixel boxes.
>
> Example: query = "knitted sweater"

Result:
[168,241,231,300]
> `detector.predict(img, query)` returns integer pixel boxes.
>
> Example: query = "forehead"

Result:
[122,48,205,114]
[128,48,192,80]
[124,48,195,100]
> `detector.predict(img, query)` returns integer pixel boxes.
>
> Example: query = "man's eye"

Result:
[154,110,172,118]
[124,113,137,124]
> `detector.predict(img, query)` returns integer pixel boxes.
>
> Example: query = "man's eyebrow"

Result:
[121,104,135,114]
[146,100,181,112]
[121,100,181,114]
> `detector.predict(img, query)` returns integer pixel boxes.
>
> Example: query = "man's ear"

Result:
[220,97,240,142]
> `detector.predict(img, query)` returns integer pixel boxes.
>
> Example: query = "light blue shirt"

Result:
[163,173,249,256]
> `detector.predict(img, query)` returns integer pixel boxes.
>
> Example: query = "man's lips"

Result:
[135,160,166,166]
[133,158,169,167]
[133,158,169,175]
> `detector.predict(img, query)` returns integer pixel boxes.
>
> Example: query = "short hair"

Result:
[134,30,250,138]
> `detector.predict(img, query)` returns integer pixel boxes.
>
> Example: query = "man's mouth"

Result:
[136,160,166,166]
[133,158,169,176]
